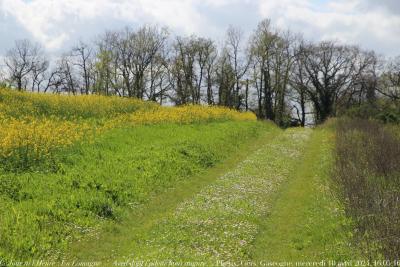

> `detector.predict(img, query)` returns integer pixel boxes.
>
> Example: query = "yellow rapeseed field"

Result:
[0,88,256,169]
[109,105,256,127]
[0,87,157,119]
[0,113,92,164]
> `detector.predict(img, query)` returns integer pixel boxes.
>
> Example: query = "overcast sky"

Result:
[0,0,399,57]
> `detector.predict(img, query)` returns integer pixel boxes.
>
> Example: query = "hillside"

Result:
[1,89,398,266]
[0,89,262,263]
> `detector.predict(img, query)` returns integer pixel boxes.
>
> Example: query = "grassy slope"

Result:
[0,121,272,263]
[67,122,281,262]
[67,127,359,266]
[250,127,358,261]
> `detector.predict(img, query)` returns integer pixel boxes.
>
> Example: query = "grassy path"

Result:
[250,128,356,262]
[68,128,356,265]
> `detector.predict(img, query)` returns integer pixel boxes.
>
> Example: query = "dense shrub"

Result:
[335,119,400,259]
[344,101,400,124]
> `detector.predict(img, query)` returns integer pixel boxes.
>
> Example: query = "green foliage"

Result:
[344,100,400,124]
[0,121,269,263]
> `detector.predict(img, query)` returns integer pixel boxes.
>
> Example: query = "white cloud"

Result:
[257,0,400,56]
[0,0,216,51]
[360,0,400,15]
[0,0,399,56]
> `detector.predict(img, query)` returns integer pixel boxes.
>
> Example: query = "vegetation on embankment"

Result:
[0,88,262,264]
[335,119,400,260]
[0,87,157,120]
[0,88,255,172]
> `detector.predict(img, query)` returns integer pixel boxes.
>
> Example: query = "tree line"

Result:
[2,19,400,126]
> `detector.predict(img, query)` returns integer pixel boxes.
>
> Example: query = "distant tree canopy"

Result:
[2,20,399,126]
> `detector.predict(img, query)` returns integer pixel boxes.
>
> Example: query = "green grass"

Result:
[250,127,358,261]
[126,128,313,264]
[0,121,272,264]
[67,122,282,263]
[65,127,358,266]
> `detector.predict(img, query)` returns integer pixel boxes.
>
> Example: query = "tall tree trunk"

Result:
[245,79,249,111]
[17,78,22,91]
[300,88,306,127]
[207,77,213,105]
[263,70,274,120]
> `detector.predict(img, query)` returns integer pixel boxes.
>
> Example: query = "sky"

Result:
[0,0,399,57]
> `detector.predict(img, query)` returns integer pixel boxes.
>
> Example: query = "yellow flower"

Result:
[0,87,256,165]
[111,105,256,126]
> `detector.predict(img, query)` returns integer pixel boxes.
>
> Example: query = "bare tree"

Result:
[71,41,94,95]
[225,26,251,109]
[216,48,235,107]
[272,31,296,126]
[340,50,380,108]
[101,26,169,98]
[93,30,124,96]
[43,67,64,93]
[167,36,216,105]
[290,42,311,127]
[203,40,218,105]
[145,48,170,103]
[4,39,47,91]
[168,36,196,105]
[55,55,79,95]
[30,58,49,92]
[299,41,361,124]
[130,25,169,99]
[250,19,282,121]
[378,56,400,101]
